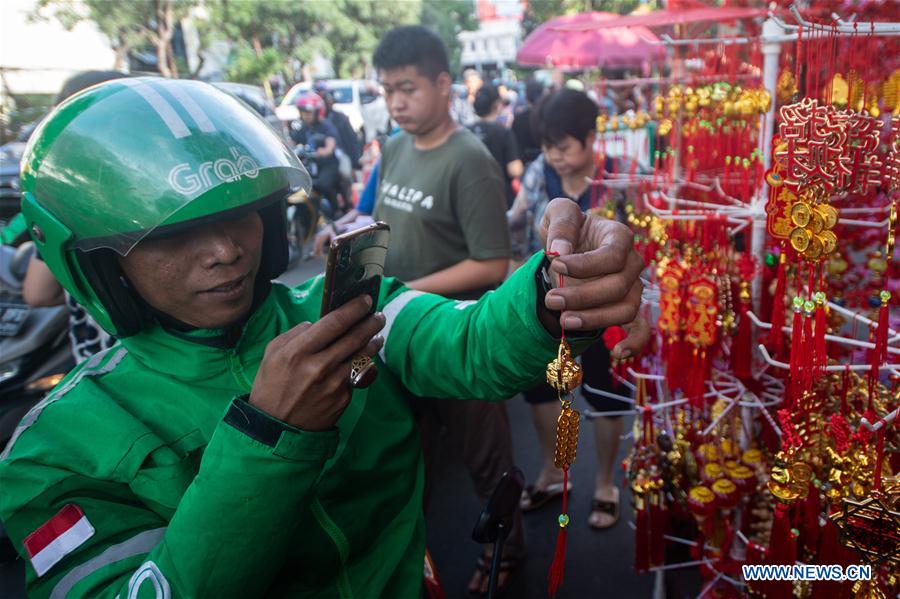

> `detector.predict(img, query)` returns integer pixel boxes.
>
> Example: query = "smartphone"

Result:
[320,221,391,318]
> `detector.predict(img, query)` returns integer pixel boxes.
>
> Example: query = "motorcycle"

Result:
[288,144,335,262]
[0,242,73,448]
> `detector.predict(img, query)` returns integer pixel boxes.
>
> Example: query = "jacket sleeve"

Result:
[376,251,597,400]
[0,398,337,598]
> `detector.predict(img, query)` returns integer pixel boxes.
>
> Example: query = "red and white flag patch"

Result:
[24,504,95,577]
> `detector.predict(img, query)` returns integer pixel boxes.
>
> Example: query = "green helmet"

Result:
[20,77,310,337]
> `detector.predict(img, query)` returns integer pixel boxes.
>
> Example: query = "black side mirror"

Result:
[472,468,524,544]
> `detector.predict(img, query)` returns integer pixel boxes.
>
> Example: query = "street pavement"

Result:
[0,254,701,598]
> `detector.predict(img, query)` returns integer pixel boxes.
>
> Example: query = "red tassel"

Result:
[688,349,707,407]
[813,294,827,377]
[801,485,820,554]
[665,338,682,392]
[788,300,803,408]
[766,505,797,599]
[768,253,788,356]
[801,303,814,393]
[633,494,650,572]
[548,468,570,597]
[869,292,890,371]
[649,492,667,567]
[732,285,752,381]
[813,510,856,596]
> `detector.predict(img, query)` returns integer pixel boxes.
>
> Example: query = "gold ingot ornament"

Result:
[548,338,582,471]
[546,340,582,394]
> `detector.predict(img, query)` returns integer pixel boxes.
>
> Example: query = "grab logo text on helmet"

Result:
[168,147,261,196]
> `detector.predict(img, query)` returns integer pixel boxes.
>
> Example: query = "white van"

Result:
[276,79,389,144]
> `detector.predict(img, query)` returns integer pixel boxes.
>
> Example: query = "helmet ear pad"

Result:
[76,194,290,338]
[257,196,289,281]
[76,249,145,337]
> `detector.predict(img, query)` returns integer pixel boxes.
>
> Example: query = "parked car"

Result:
[276,79,388,144]
[0,123,38,226]
[211,82,286,139]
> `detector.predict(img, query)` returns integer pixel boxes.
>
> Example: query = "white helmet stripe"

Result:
[163,82,217,134]
[117,79,190,139]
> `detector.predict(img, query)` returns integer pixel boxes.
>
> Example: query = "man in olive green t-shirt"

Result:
[373,26,523,593]
[375,128,510,300]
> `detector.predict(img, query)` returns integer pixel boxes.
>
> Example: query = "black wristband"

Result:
[224,395,289,447]
[535,256,559,318]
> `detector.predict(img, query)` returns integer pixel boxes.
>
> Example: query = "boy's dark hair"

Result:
[534,88,598,147]
[525,78,544,106]
[373,25,450,80]
[56,70,129,104]
[473,84,500,117]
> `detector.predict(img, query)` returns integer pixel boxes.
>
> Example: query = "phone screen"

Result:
[320,222,391,318]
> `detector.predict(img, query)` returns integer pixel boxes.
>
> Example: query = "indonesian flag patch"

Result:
[24,504,95,577]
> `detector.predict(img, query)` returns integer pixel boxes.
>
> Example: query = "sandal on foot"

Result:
[518,481,572,512]
[588,489,620,530]
[467,554,521,596]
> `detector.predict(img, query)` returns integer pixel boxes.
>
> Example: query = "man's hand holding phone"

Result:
[249,295,385,431]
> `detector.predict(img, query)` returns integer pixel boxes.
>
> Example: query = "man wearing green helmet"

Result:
[0,77,646,598]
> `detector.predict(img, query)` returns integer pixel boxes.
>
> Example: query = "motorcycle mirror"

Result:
[471,468,524,545]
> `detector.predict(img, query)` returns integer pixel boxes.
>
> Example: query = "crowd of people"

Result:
[285,26,651,594]
[3,25,648,598]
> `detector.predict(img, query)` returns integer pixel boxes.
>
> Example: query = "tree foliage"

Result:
[31,0,482,85]
[420,0,477,76]
[32,0,195,76]
[208,0,420,84]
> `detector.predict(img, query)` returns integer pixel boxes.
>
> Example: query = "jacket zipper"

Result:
[311,498,353,599]
[226,350,253,392]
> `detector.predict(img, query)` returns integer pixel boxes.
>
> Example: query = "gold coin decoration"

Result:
[791,202,812,227]
[790,227,811,252]
[554,406,580,469]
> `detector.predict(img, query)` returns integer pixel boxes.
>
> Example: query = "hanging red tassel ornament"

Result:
[543,255,581,598]
[602,326,628,380]
[801,484,820,554]
[767,252,788,356]
[787,296,804,408]
[869,290,891,371]
[812,510,855,597]
[732,281,753,381]
[649,488,667,567]
[633,485,650,572]
[765,505,797,599]
[801,299,815,395]
[548,468,571,596]
[813,291,828,377]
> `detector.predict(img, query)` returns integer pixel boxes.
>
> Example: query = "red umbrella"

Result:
[516,11,665,70]
[550,7,771,31]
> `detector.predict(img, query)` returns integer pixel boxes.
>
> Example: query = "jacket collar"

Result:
[121,286,283,381]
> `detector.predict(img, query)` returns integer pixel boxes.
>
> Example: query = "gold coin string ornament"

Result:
[544,250,582,598]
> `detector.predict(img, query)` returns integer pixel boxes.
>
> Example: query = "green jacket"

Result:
[0,252,579,598]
